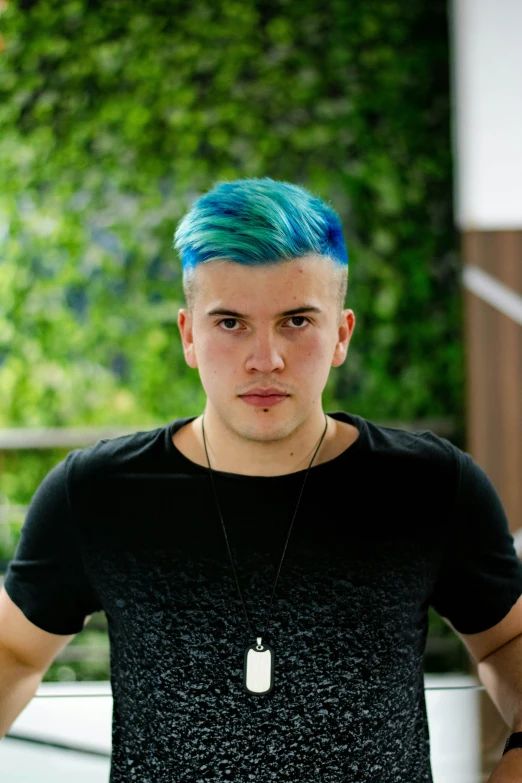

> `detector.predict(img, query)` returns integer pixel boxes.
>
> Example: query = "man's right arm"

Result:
[0,587,77,737]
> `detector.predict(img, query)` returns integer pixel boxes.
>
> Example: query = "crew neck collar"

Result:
[165,410,368,480]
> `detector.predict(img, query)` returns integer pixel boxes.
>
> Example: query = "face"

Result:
[177,254,356,442]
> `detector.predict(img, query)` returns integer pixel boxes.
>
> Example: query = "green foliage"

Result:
[0,0,462,440]
[0,0,464,673]
[44,615,111,682]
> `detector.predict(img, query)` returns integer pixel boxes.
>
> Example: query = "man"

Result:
[1,177,522,782]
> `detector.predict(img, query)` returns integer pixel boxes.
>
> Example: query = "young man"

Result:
[1,177,522,782]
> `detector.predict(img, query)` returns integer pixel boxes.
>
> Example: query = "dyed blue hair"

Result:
[173,176,349,311]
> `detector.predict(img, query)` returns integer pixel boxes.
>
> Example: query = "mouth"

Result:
[239,394,289,407]
[240,392,289,397]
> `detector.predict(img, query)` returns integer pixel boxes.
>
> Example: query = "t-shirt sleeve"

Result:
[429,447,522,634]
[3,450,103,635]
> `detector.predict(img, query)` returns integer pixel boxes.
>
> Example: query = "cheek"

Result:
[292,333,327,367]
[200,339,235,371]
[304,329,326,352]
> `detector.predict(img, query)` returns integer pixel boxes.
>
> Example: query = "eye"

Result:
[287,316,310,328]
[218,318,241,331]
[217,316,310,332]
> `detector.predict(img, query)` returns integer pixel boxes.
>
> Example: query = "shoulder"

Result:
[362,416,459,464]
[358,417,461,497]
[66,423,168,484]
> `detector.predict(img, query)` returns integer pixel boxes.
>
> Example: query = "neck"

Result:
[197,405,332,477]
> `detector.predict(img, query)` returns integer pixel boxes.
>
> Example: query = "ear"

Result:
[331,310,355,368]
[177,308,198,369]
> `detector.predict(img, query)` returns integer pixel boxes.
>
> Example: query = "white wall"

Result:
[450,0,522,229]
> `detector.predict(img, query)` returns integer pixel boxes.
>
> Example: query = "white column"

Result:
[450,0,522,230]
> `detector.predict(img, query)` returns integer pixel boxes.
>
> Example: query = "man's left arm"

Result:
[447,594,522,782]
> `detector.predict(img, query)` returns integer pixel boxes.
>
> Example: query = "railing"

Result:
[0,419,458,450]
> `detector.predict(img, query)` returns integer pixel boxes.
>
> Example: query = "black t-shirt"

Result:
[5,411,522,783]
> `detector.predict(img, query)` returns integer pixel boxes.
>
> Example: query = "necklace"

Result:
[201,412,329,695]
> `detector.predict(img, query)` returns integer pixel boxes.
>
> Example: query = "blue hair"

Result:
[173,177,348,312]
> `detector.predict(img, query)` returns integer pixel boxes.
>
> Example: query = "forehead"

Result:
[195,254,335,304]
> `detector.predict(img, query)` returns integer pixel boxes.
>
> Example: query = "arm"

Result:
[430,447,522,780]
[477,633,522,782]
[0,642,46,737]
[478,631,522,734]
[0,587,77,737]
[444,595,522,782]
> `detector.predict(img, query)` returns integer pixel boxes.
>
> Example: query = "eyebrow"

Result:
[205,305,324,319]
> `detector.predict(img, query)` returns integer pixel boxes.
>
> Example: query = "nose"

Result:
[244,329,285,373]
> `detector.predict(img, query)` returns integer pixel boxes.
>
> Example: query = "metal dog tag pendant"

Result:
[244,637,274,695]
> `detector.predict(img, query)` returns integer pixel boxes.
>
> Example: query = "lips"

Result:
[241,394,288,398]
[240,388,289,397]
[240,393,288,407]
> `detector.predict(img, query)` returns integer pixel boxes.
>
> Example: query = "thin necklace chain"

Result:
[201,413,329,642]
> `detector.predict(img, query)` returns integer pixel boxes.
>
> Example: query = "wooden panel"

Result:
[463,230,522,782]
[462,229,522,532]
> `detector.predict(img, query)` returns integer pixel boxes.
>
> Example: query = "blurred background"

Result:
[0,0,521,780]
